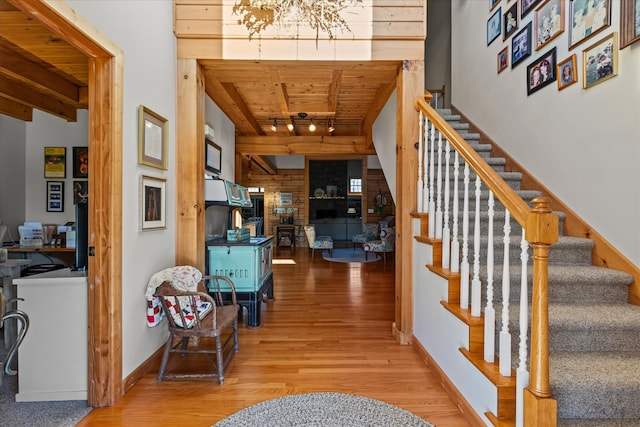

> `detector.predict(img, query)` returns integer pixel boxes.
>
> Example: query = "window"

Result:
[349,178,362,194]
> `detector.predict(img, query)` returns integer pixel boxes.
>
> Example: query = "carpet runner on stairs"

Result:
[438,109,640,425]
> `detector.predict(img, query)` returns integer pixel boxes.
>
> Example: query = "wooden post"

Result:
[524,197,559,426]
[393,60,423,344]
[176,59,205,271]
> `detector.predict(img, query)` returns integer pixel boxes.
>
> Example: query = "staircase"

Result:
[426,109,640,426]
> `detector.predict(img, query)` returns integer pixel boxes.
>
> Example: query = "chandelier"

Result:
[232,0,364,42]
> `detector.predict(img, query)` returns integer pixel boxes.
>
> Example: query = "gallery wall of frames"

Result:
[488,0,639,95]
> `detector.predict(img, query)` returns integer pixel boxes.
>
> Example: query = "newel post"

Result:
[524,197,558,426]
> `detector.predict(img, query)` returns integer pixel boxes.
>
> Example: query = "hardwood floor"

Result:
[77,245,471,426]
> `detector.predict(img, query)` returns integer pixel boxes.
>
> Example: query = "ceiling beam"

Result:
[203,69,263,135]
[327,69,342,113]
[248,154,277,175]
[236,135,375,156]
[0,95,32,121]
[0,43,83,106]
[0,74,77,121]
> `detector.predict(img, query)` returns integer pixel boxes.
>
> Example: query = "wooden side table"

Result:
[276,225,296,250]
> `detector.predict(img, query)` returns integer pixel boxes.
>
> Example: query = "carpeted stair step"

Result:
[444,155,506,172]
[548,304,640,352]
[481,265,632,305]
[453,209,565,236]
[472,235,593,266]
[558,418,640,426]
[439,170,522,190]
[550,352,640,420]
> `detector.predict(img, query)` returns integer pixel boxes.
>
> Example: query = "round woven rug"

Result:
[322,248,380,263]
[212,392,433,427]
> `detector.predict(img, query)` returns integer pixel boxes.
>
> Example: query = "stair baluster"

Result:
[428,121,436,238]
[484,191,496,362]
[442,139,451,269]
[460,161,470,310]
[471,175,482,317]
[450,151,460,273]
[435,132,443,240]
[500,210,512,377]
[417,112,425,213]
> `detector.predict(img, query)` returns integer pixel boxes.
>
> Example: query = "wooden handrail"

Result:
[415,96,530,227]
[415,94,559,426]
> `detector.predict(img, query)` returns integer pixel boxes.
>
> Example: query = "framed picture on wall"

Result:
[620,0,640,48]
[527,47,557,95]
[569,0,611,50]
[46,181,64,212]
[205,137,222,175]
[512,22,532,68]
[140,175,166,231]
[503,3,519,40]
[557,54,578,90]
[521,0,543,17]
[73,180,88,204]
[488,7,502,45]
[498,46,509,73]
[44,147,66,178]
[72,146,88,178]
[138,105,168,170]
[583,32,617,89]
[534,0,564,50]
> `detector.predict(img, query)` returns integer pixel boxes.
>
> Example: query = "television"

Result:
[74,199,89,271]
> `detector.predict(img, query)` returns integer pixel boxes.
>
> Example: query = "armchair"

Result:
[155,275,239,384]
[351,223,379,250]
[363,226,395,263]
[303,225,333,258]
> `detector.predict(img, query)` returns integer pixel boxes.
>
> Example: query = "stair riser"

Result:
[457,239,593,266]
[479,272,629,305]
[549,329,640,352]
[553,387,640,419]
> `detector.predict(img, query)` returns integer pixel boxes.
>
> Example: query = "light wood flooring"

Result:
[77,245,471,426]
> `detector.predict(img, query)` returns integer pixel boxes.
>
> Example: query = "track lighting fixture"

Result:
[267,112,335,133]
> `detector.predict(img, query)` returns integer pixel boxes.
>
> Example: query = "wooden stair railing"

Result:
[414,95,559,426]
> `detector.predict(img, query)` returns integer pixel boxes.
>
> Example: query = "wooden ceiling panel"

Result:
[0,1,88,121]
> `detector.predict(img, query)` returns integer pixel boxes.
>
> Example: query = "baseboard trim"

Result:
[123,345,164,394]
[450,104,640,306]
[412,338,487,427]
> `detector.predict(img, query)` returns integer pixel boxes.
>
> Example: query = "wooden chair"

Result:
[155,275,239,384]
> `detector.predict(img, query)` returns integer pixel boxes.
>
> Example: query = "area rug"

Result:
[212,392,433,427]
[322,248,380,263]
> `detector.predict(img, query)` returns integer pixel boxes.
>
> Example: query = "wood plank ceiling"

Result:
[0,0,89,122]
[0,1,401,170]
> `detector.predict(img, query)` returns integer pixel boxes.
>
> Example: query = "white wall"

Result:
[451,0,640,267]
[66,0,177,377]
[205,96,236,181]
[24,110,88,226]
[0,115,26,242]
[372,90,397,203]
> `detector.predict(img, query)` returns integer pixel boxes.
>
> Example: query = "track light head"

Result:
[270,118,277,132]
[308,119,316,132]
[327,120,335,133]
[286,122,294,131]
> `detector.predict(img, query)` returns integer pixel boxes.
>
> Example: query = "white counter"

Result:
[14,268,88,402]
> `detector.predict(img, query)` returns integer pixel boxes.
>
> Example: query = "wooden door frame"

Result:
[12,0,124,407]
